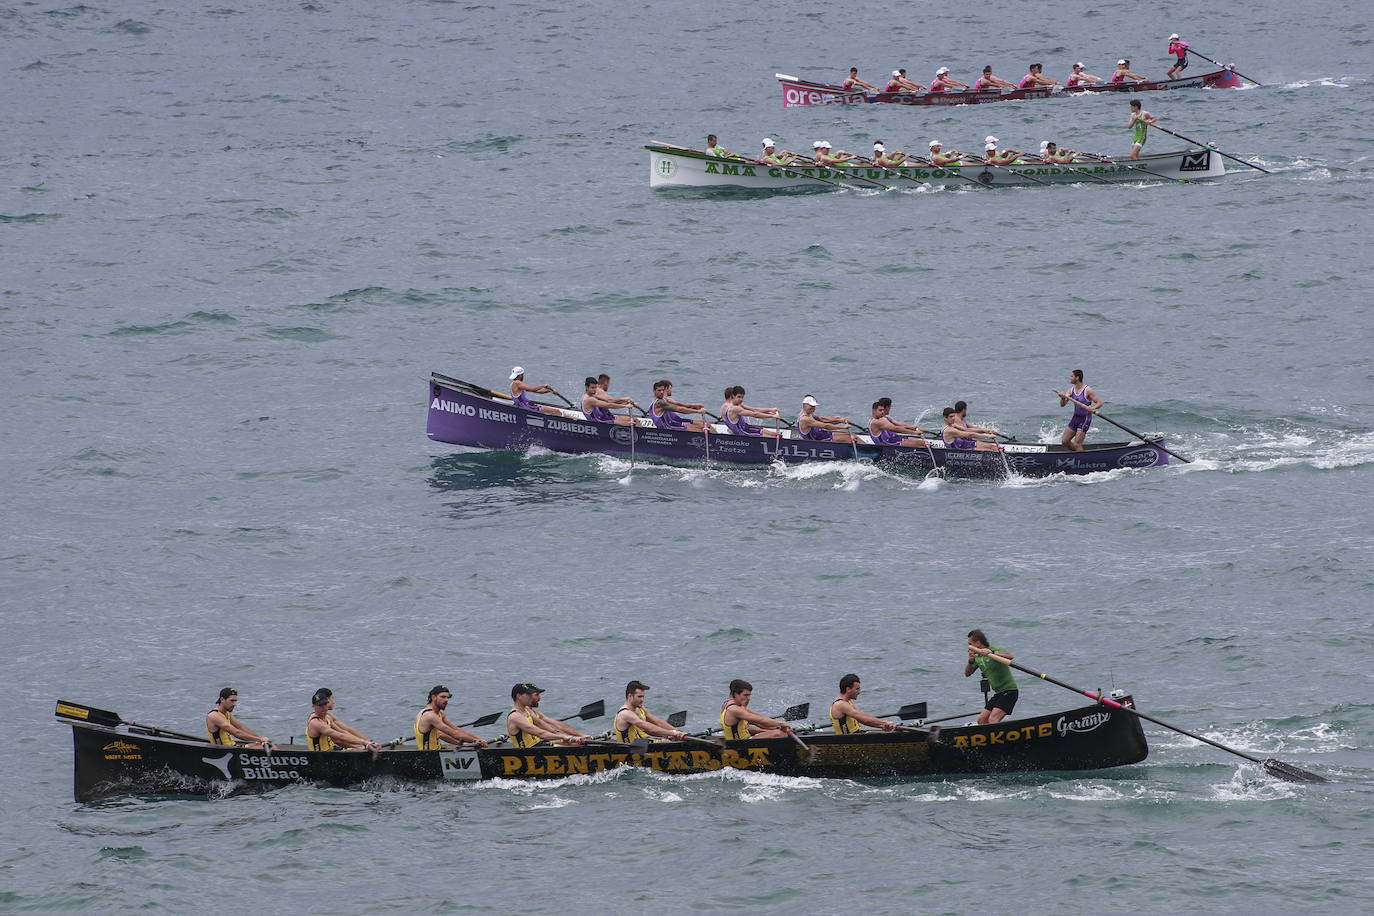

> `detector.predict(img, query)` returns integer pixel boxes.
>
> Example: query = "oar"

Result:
[1024,153,1118,186]
[382,711,504,748]
[547,387,576,410]
[556,699,605,723]
[792,155,894,191]
[976,654,1326,783]
[698,702,809,737]
[666,710,688,728]
[55,700,212,743]
[963,153,1054,187]
[872,702,929,721]
[1072,150,1188,184]
[920,710,986,726]
[1088,409,1192,464]
[851,155,936,190]
[907,155,993,190]
[1150,123,1271,174]
[1185,49,1261,86]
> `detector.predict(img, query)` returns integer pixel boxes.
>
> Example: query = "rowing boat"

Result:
[58,698,1148,801]
[647,143,1227,190]
[777,69,1245,107]
[427,373,1171,477]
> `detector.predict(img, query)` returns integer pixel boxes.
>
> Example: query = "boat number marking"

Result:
[440,750,482,780]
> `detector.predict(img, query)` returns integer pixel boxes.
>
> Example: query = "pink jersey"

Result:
[929,79,946,91]
[885,80,901,92]
[1018,74,1035,88]
[1111,70,1126,83]
[1169,40,1188,60]
[975,77,992,89]
[1067,74,1080,86]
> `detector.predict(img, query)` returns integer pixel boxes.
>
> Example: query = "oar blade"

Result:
[896,702,928,721]
[1262,758,1327,784]
[55,700,122,728]
[666,710,688,728]
[468,712,502,729]
[779,702,810,721]
[576,700,605,721]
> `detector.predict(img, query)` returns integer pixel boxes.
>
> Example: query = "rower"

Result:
[1065,62,1102,86]
[829,674,898,734]
[1167,34,1190,80]
[720,385,781,435]
[206,687,271,749]
[581,375,637,426]
[941,407,1000,452]
[1111,59,1147,83]
[953,400,1001,440]
[507,683,588,747]
[1053,369,1102,451]
[982,136,1021,166]
[812,140,857,167]
[929,66,969,92]
[1018,62,1061,88]
[798,395,854,443]
[841,66,878,92]
[509,366,557,414]
[612,681,688,743]
[1127,100,1157,159]
[761,138,798,166]
[927,140,963,167]
[868,400,928,446]
[1038,140,1077,164]
[415,685,488,750]
[706,134,734,158]
[974,65,1016,90]
[886,68,922,93]
[965,630,1018,725]
[649,378,708,431]
[307,688,378,751]
[870,141,908,167]
[720,679,795,740]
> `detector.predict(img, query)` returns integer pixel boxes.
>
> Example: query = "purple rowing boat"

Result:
[427,374,1171,478]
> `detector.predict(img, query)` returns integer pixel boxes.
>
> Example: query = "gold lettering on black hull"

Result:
[951,722,1055,748]
[499,747,773,776]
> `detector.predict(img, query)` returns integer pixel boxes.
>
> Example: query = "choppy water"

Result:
[4,1,1373,912]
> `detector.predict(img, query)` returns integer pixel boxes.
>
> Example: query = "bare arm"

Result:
[831,700,897,731]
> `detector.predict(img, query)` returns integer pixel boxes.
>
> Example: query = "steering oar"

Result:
[1150,123,1271,174]
[1088,409,1192,463]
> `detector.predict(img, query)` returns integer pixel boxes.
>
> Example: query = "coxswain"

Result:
[1018,63,1062,88]
[1065,62,1102,86]
[720,679,795,740]
[927,140,963,167]
[612,681,688,743]
[706,134,735,158]
[886,68,923,92]
[929,66,969,91]
[720,385,781,435]
[811,140,857,167]
[509,366,557,414]
[206,687,271,748]
[870,141,908,167]
[1052,368,1102,451]
[974,65,1016,90]
[1127,99,1157,159]
[941,407,1001,452]
[649,378,709,431]
[307,688,378,751]
[867,400,928,446]
[829,674,898,734]
[507,683,588,747]
[1111,59,1147,83]
[965,629,1019,725]
[1166,34,1190,80]
[415,685,488,750]
[982,136,1021,166]
[581,375,637,425]
[797,395,854,443]
[761,138,798,166]
[841,66,878,92]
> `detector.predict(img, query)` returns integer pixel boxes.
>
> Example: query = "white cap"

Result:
[986,142,997,151]
[985,136,999,144]
[893,70,901,77]
[762,138,774,147]
[929,139,940,148]
[1074,62,1084,69]
[873,143,885,152]
[1040,140,1050,151]
[814,140,830,148]
[802,396,819,407]
[1118,59,1127,65]
[936,66,949,75]
[509,366,525,380]
[1169,33,1180,40]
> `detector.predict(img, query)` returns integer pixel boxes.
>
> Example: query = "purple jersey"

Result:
[512,387,538,410]
[1067,386,1093,431]
[582,396,616,423]
[800,417,834,441]
[943,424,976,449]
[650,401,689,429]
[722,405,763,436]
[869,420,903,445]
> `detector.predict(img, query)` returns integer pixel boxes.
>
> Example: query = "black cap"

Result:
[429,684,450,699]
[218,687,238,700]
[511,682,544,699]
[312,688,333,706]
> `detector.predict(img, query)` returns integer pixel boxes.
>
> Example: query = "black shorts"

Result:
[1172,57,1188,71]
[985,690,1018,714]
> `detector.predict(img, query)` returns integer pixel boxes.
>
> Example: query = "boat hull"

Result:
[66,700,1148,801]
[779,69,1242,107]
[426,375,1169,478]
[648,145,1225,190]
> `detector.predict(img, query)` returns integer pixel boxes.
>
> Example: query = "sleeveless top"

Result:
[869,420,903,445]
[885,80,901,92]
[207,708,237,745]
[511,385,538,410]
[650,401,688,429]
[722,405,762,436]
[508,708,545,748]
[1067,74,1080,86]
[415,705,442,750]
[1111,70,1127,83]
[1018,74,1035,88]
[720,703,751,741]
[613,706,651,743]
[943,424,976,450]
[975,77,992,89]
[799,415,833,441]
[829,700,862,734]
[582,395,616,423]
[928,79,945,91]
[307,713,337,751]
[1069,385,1092,422]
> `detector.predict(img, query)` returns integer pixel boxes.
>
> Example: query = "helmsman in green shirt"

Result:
[965,628,1019,724]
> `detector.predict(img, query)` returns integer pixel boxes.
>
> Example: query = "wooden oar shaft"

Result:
[1088,410,1192,463]
[1151,124,1271,174]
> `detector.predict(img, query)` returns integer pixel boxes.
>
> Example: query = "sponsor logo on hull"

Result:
[498,746,773,776]
[1118,447,1163,468]
[440,750,482,780]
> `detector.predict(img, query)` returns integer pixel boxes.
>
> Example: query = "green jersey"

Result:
[975,648,1017,693]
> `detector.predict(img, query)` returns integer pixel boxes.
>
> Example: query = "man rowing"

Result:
[1128,100,1157,159]
[974,65,1016,90]
[982,136,1021,166]
[953,400,1001,440]
[841,66,878,92]
[582,375,637,425]
[720,679,795,739]
[929,66,969,92]
[612,681,688,743]
[812,140,858,167]
[1111,59,1147,83]
[649,378,708,431]
[941,407,1001,452]
[307,688,378,751]
[868,400,928,446]
[885,68,923,93]
[509,366,557,414]
[966,629,1018,725]
[870,141,909,167]
[829,674,898,734]
[507,683,589,747]
[1037,140,1077,164]
[1053,368,1102,451]
[1065,62,1102,86]
[927,140,963,167]
[761,138,798,166]
[720,385,781,435]
[415,685,488,750]
[1166,33,1190,80]
[1018,63,1061,88]
[206,687,271,748]
[706,134,735,158]
[798,395,855,443]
